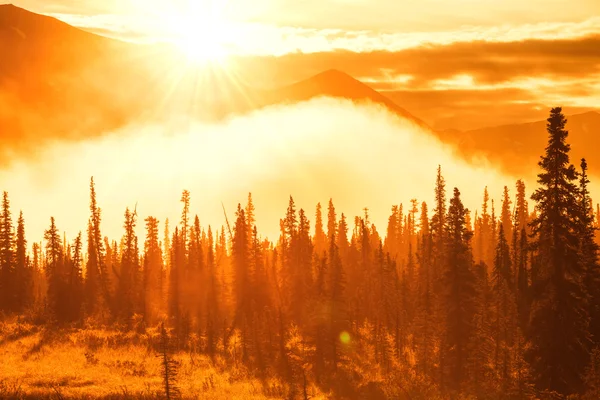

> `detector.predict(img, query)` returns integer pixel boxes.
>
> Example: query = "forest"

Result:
[1,107,600,399]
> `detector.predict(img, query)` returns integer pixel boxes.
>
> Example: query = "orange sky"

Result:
[10,0,600,130]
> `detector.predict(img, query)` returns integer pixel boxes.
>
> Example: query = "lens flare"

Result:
[340,331,351,345]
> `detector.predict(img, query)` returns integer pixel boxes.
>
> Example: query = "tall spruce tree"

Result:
[442,188,477,392]
[143,217,162,325]
[528,107,591,395]
[15,211,31,313]
[579,159,600,345]
[0,192,15,312]
[44,217,64,321]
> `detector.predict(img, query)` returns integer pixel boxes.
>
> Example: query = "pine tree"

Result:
[492,224,515,392]
[516,228,531,333]
[327,199,336,245]
[85,178,110,318]
[0,192,15,312]
[579,159,600,345]
[169,228,183,331]
[67,232,84,322]
[144,217,162,325]
[44,217,64,321]
[528,107,591,395]
[180,190,190,251]
[442,188,477,392]
[232,205,250,361]
[327,232,346,371]
[415,201,435,378]
[314,203,327,258]
[292,209,313,324]
[431,166,448,387]
[384,205,399,258]
[515,180,529,233]
[117,207,138,323]
[187,215,204,332]
[476,187,491,266]
[15,211,31,313]
[205,226,219,358]
[501,186,513,246]
[246,193,256,237]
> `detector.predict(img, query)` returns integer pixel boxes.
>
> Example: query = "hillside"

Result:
[445,111,600,177]
[261,69,431,130]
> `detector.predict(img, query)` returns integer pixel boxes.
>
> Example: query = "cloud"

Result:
[34,8,600,56]
[242,34,600,85]
[20,0,600,33]
[230,34,600,125]
[0,98,538,246]
[380,88,596,131]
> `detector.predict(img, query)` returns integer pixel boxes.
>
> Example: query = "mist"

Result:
[0,97,590,244]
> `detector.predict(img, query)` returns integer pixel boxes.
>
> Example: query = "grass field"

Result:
[0,322,297,399]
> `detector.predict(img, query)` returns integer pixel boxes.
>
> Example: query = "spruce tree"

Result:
[579,159,600,345]
[314,203,327,258]
[232,205,250,361]
[327,231,346,371]
[67,233,84,322]
[143,217,162,325]
[501,187,513,246]
[0,191,15,312]
[15,211,31,313]
[206,226,219,358]
[528,107,591,395]
[117,207,138,323]
[492,224,514,392]
[44,217,63,321]
[442,188,477,392]
[85,178,110,318]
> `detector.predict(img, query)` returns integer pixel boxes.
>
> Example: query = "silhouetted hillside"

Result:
[0,4,165,157]
[445,111,600,177]
[261,69,431,130]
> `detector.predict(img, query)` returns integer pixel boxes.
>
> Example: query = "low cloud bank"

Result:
[0,97,586,243]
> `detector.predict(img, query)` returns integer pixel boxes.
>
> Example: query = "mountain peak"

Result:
[0,3,34,14]
[270,70,431,130]
[314,69,355,80]
[307,69,365,87]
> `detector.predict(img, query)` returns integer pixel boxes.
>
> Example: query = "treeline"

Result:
[1,107,600,399]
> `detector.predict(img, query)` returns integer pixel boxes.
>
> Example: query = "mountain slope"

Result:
[261,69,431,130]
[0,4,171,159]
[445,111,600,177]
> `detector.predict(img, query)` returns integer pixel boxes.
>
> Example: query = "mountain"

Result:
[261,69,431,130]
[0,6,429,151]
[444,111,600,177]
[0,4,163,155]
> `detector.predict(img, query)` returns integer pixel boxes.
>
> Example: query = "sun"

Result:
[166,6,234,64]
[176,18,229,63]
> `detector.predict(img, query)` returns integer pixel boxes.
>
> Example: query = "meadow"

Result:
[0,320,292,400]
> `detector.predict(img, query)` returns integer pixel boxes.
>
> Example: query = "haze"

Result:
[0,98,551,242]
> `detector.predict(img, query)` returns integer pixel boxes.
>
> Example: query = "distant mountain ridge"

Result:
[443,111,600,178]
[262,69,431,130]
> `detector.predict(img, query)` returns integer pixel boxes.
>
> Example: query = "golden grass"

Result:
[0,323,284,399]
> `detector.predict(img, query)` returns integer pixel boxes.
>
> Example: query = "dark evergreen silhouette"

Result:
[528,107,591,395]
